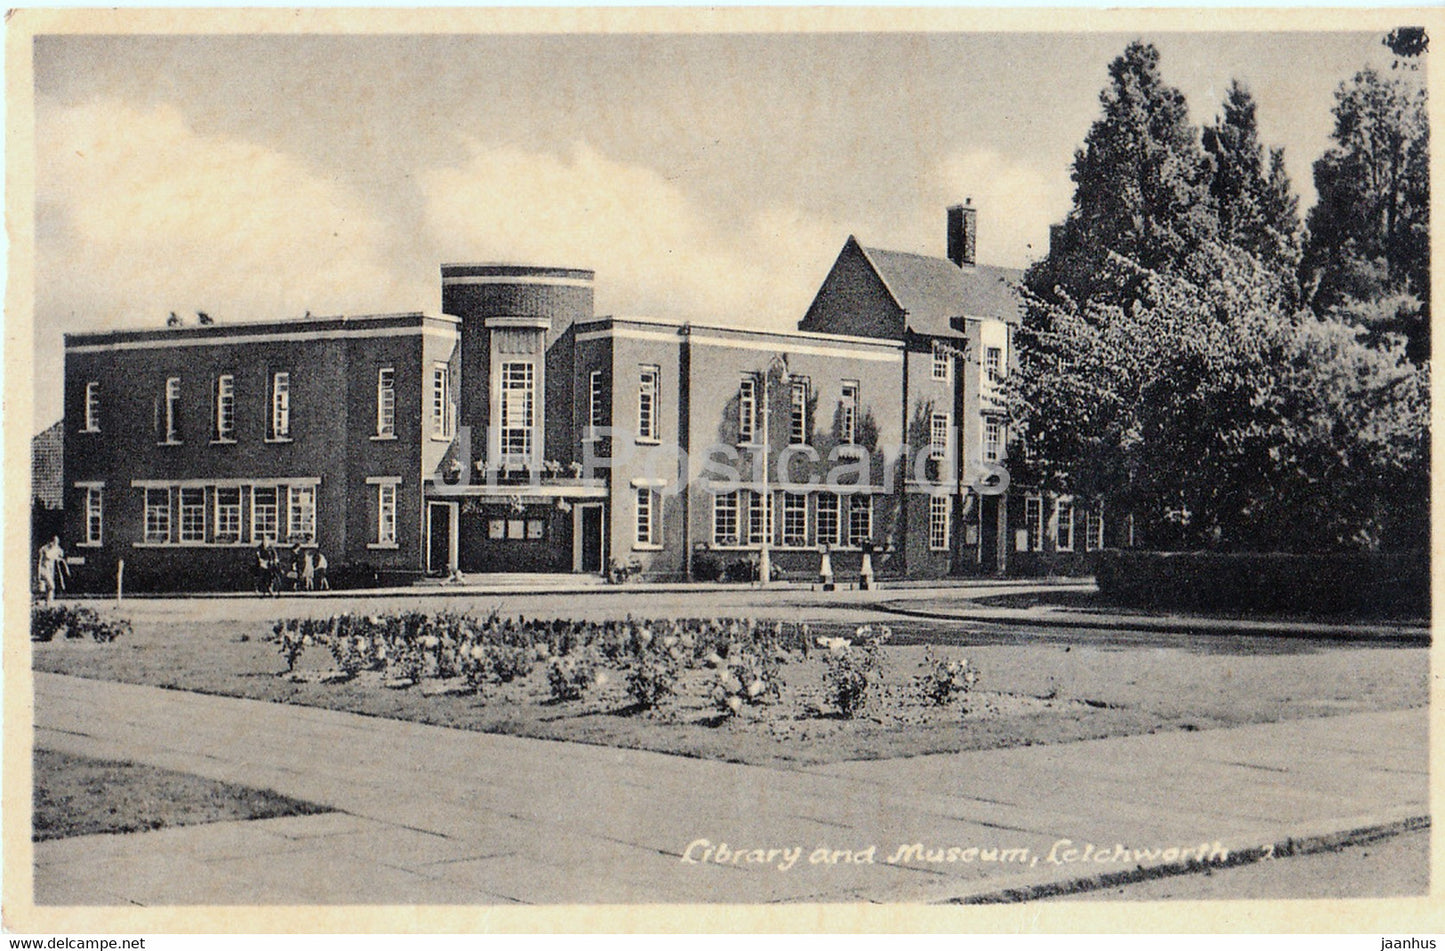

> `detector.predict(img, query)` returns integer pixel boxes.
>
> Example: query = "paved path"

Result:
[32,673,1427,905]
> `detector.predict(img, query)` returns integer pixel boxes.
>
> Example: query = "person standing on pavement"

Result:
[301,550,316,591]
[313,550,330,591]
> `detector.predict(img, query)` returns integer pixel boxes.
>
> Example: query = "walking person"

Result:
[255,538,276,596]
[313,550,330,591]
[301,550,316,592]
[36,536,68,604]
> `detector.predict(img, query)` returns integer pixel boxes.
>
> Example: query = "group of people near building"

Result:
[253,538,329,596]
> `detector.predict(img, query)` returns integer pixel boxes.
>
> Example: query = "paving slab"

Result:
[31,672,1426,905]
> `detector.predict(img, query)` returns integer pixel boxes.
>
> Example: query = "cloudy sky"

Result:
[31,29,1409,428]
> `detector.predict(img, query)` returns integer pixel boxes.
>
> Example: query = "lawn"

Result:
[31,610,1427,769]
[32,748,331,841]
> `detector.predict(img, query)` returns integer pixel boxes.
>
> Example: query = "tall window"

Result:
[214,375,235,441]
[179,487,206,542]
[746,490,773,545]
[377,483,397,546]
[930,495,950,551]
[376,368,395,437]
[789,378,809,445]
[637,366,659,441]
[430,363,451,439]
[215,487,242,543]
[500,362,535,459]
[985,346,1003,383]
[251,487,279,543]
[984,417,1002,463]
[929,412,950,460]
[839,381,858,444]
[738,376,757,443]
[269,371,290,440]
[1054,498,1074,552]
[144,488,171,543]
[589,370,606,432]
[932,341,950,381]
[847,495,872,547]
[1086,505,1105,552]
[163,377,181,443]
[1025,495,1042,551]
[83,382,100,433]
[288,485,316,543]
[816,492,841,547]
[635,487,659,546]
[782,493,808,547]
[84,487,102,545]
[713,491,739,545]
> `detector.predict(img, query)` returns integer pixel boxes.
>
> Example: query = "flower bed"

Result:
[31,605,131,643]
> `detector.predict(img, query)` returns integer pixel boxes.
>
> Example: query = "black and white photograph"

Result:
[5,7,1436,932]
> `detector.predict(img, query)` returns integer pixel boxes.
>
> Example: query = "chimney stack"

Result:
[947,199,977,268]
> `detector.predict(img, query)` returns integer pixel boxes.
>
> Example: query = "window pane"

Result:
[713,492,738,545]
[377,368,395,436]
[816,493,840,547]
[635,487,654,545]
[638,367,659,440]
[738,377,756,443]
[215,487,241,543]
[85,487,103,544]
[378,483,396,544]
[252,487,279,542]
[216,376,235,439]
[847,495,872,546]
[288,485,316,543]
[271,372,290,438]
[782,493,807,547]
[179,487,206,542]
[144,488,171,543]
[589,370,607,429]
[930,495,949,551]
[789,379,808,445]
[930,413,949,459]
[500,362,535,459]
[1025,497,1042,551]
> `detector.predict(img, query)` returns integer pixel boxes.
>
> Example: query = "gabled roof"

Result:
[856,243,1023,336]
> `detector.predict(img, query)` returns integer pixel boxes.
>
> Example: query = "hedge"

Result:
[1094,550,1429,619]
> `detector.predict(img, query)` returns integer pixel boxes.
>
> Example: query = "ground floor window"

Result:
[816,493,841,547]
[378,483,397,545]
[746,490,772,546]
[288,485,316,544]
[1025,495,1042,551]
[179,487,206,543]
[713,492,739,546]
[144,488,171,543]
[83,486,103,545]
[1054,498,1074,552]
[929,495,949,551]
[252,487,279,543]
[215,488,242,543]
[782,493,808,547]
[635,487,659,546]
[1086,505,1104,552]
[847,495,872,547]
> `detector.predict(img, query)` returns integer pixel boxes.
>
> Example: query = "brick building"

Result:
[61,205,1086,591]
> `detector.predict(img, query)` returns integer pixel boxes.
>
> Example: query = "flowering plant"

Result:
[915,648,979,707]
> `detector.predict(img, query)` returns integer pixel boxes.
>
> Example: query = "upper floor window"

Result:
[269,371,291,440]
[637,365,659,442]
[985,346,1003,384]
[984,417,1003,463]
[499,361,535,459]
[932,341,951,382]
[789,378,809,445]
[214,375,235,441]
[1025,495,1043,552]
[430,363,452,440]
[839,381,858,445]
[376,368,395,437]
[83,382,100,433]
[161,377,182,443]
[929,412,950,460]
[589,370,607,432]
[738,376,757,443]
[1054,498,1074,552]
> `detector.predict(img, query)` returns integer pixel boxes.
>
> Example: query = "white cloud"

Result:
[928,149,1075,269]
[419,140,842,330]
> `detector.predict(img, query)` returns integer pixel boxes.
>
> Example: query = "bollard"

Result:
[859,550,874,590]
[818,547,835,592]
[116,558,124,603]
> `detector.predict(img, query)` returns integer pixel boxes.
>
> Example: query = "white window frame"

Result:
[589,369,606,434]
[162,377,181,444]
[930,412,950,460]
[82,485,103,545]
[373,480,398,548]
[930,495,950,551]
[932,341,951,382]
[375,367,396,438]
[178,487,206,543]
[430,362,452,440]
[251,485,279,544]
[738,375,757,444]
[83,382,100,433]
[746,490,773,546]
[712,491,740,546]
[214,486,242,544]
[287,484,316,545]
[634,487,660,548]
[499,361,535,461]
[815,492,841,548]
[847,494,872,548]
[1086,505,1105,552]
[1054,497,1075,553]
[984,417,1003,463]
[1025,495,1043,552]
[782,493,808,548]
[637,365,660,443]
[840,381,858,445]
[985,346,1003,384]
[214,374,235,442]
[144,487,171,543]
[269,371,291,441]
[789,378,809,446]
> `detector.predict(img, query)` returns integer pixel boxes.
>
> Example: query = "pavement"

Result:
[30,671,1428,906]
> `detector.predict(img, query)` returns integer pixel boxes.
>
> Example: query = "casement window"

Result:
[746,490,773,546]
[929,412,950,460]
[214,375,235,441]
[83,486,103,545]
[738,376,757,443]
[635,487,659,547]
[1054,498,1074,552]
[637,365,659,442]
[214,487,242,544]
[430,363,452,439]
[1025,495,1043,551]
[712,491,740,545]
[847,495,873,547]
[781,493,808,547]
[83,382,100,433]
[288,484,316,543]
[499,361,535,459]
[930,495,950,551]
[162,377,181,443]
[376,368,395,437]
[251,487,279,543]
[377,482,397,546]
[144,488,171,543]
[815,492,841,548]
[589,370,607,432]
[178,487,206,543]
[269,371,291,440]
[932,341,951,382]
[1086,506,1105,552]
[789,378,809,445]
[985,346,1003,384]
[839,381,858,444]
[984,417,1003,463]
